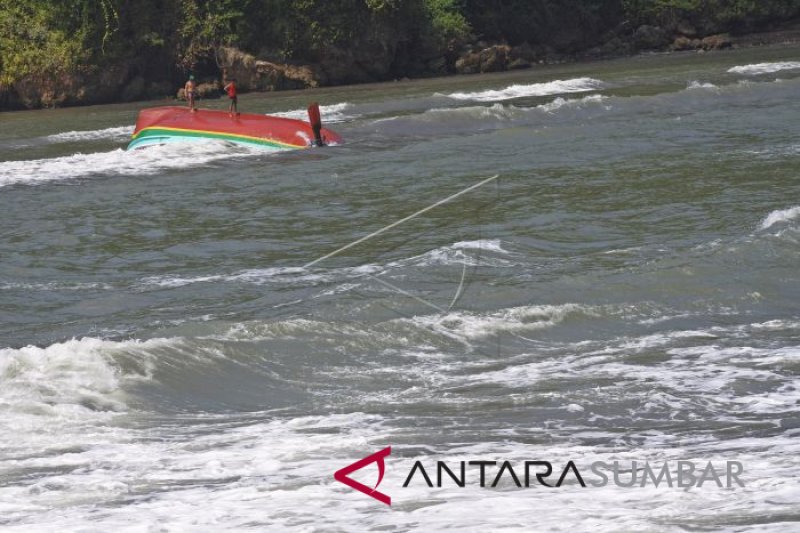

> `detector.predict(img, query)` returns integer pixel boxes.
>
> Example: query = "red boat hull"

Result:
[127,106,342,150]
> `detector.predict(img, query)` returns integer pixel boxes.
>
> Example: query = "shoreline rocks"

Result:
[218,47,321,92]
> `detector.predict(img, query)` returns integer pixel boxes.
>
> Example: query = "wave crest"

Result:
[0,141,263,188]
[439,78,604,102]
[271,102,354,123]
[0,337,172,419]
[409,303,599,340]
[760,206,800,230]
[45,126,134,143]
[728,61,800,75]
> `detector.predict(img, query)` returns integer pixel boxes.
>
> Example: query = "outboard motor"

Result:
[307,102,325,147]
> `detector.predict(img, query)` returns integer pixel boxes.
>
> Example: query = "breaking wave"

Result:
[141,240,511,289]
[0,337,172,420]
[423,103,519,121]
[0,141,263,188]
[728,61,800,75]
[408,303,600,340]
[760,206,800,230]
[271,102,354,123]
[537,94,609,112]
[439,77,605,102]
[686,81,719,90]
[373,94,611,137]
[45,126,134,143]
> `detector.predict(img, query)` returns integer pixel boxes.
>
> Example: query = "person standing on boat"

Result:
[185,75,197,112]
[224,78,238,116]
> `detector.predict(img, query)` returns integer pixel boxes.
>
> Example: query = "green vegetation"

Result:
[1,0,799,106]
[0,2,90,86]
[622,0,800,29]
[425,0,472,46]
[0,0,172,86]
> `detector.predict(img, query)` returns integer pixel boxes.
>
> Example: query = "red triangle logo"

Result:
[333,447,392,506]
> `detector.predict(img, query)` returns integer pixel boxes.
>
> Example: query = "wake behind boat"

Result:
[127,104,342,151]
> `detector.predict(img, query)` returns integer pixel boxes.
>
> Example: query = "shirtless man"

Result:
[185,75,197,112]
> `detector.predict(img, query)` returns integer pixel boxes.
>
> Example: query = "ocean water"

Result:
[1,45,799,531]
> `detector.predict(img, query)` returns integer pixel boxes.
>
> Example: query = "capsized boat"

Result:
[127,104,342,151]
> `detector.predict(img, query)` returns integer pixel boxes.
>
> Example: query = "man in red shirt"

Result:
[223,78,238,116]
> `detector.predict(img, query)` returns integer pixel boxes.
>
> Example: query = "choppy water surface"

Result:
[1,46,799,531]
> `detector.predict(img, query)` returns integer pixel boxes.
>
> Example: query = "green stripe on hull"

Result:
[127,128,307,151]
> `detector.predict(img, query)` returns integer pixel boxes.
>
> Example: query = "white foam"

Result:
[0,281,113,291]
[377,93,609,131]
[203,318,389,344]
[139,265,377,289]
[760,206,800,230]
[0,141,262,188]
[0,315,798,529]
[686,81,718,90]
[45,126,134,143]
[392,239,514,269]
[0,337,172,420]
[1,423,796,531]
[437,315,800,394]
[538,94,609,112]
[142,241,510,290]
[424,102,519,121]
[0,411,390,529]
[0,337,174,467]
[440,77,605,102]
[728,61,800,75]
[271,102,354,123]
[451,239,508,254]
[409,303,597,340]
[0,335,188,497]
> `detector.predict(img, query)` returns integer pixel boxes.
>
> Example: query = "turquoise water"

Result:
[1,46,799,530]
